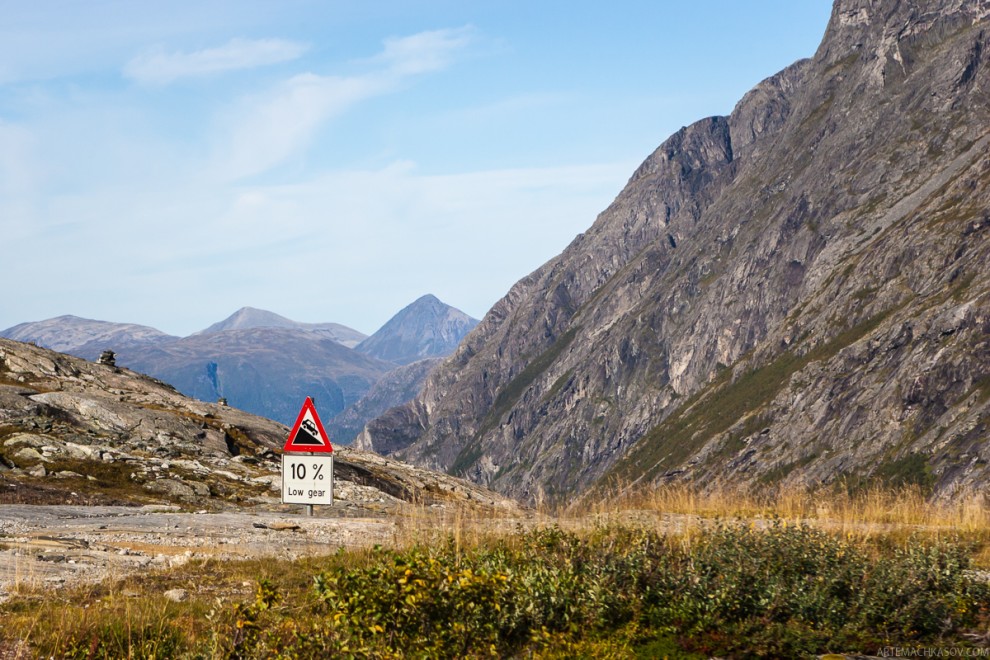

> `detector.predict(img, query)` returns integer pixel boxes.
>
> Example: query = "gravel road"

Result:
[0,504,396,599]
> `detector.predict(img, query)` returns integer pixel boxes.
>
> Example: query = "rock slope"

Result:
[338,358,443,446]
[0,338,520,513]
[359,0,990,504]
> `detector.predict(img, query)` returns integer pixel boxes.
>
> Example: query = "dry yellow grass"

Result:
[378,483,990,570]
[559,482,990,557]
[381,482,990,554]
[3,485,989,657]
[574,482,989,527]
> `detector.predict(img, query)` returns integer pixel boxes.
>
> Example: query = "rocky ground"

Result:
[0,338,524,599]
[0,338,520,509]
[0,505,400,600]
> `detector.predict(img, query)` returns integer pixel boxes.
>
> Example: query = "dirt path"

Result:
[0,504,397,599]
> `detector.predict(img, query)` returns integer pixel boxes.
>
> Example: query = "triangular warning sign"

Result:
[283,397,334,453]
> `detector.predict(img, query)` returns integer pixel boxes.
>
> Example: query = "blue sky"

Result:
[1,1,833,336]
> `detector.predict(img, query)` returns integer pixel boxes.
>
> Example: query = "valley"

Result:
[1,295,478,433]
[2,0,990,656]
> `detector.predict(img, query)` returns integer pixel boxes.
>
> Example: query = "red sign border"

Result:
[283,396,334,453]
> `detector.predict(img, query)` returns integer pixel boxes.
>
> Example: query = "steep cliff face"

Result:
[359,0,990,503]
[331,358,442,445]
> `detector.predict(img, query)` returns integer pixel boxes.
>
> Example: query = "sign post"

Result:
[281,397,334,516]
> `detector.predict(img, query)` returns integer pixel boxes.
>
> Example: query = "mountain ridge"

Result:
[356,294,480,366]
[2,297,479,429]
[109,326,393,426]
[358,0,990,503]
[194,307,367,348]
[0,315,178,354]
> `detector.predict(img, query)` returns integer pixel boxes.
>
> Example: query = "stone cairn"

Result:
[97,350,116,367]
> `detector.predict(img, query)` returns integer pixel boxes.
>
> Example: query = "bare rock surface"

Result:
[0,505,398,599]
[0,337,520,510]
[358,0,990,505]
[0,337,522,596]
[336,357,443,446]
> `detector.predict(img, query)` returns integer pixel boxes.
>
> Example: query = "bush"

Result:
[646,521,990,656]
[17,522,990,658]
[295,523,988,658]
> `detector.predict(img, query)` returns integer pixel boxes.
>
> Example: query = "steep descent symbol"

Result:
[283,397,333,453]
[293,418,322,445]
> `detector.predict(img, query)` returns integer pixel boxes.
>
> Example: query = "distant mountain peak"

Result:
[0,315,175,354]
[194,308,298,335]
[194,307,367,348]
[356,295,479,365]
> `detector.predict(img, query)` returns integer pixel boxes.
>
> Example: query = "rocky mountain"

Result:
[195,307,367,348]
[356,295,479,365]
[0,298,477,431]
[358,0,990,504]
[331,358,443,445]
[2,318,388,428]
[110,328,392,427]
[0,337,518,512]
[1,315,177,354]
[328,296,478,442]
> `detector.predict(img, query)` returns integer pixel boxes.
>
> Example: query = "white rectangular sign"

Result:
[281,454,334,505]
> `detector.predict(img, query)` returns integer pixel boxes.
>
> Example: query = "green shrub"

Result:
[62,619,184,660]
[17,523,990,658]
[298,523,989,658]
[645,521,989,656]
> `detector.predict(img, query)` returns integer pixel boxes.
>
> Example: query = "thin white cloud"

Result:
[377,26,475,75]
[0,119,39,195]
[207,159,633,312]
[211,27,474,181]
[124,37,308,85]
[214,72,388,181]
[0,154,629,335]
